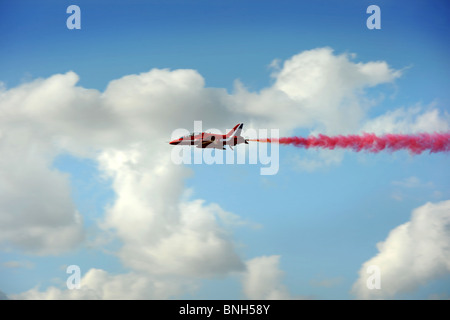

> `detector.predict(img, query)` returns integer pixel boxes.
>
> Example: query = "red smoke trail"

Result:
[250,132,450,155]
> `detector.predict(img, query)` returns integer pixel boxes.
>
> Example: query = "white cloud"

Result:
[230,47,414,171]
[0,67,247,298]
[101,68,236,141]
[97,146,245,277]
[232,47,401,136]
[1,48,448,298]
[12,268,195,300]
[352,200,450,299]
[214,204,262,230]
[0,69,245,270]
[242,255,292,300]
[362,105,450,135]
[0,77,85,254]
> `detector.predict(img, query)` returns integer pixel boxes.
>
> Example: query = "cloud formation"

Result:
[352,200,450,299]
[362,105,450,135]
[13,268,194,300]
[0,74,85,255]
[242,255,292,300]
[99,148,245,276]
[232,47,401,135]
[1,48,448,298]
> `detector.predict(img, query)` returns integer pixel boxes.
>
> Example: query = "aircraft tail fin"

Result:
[226,123,243,138]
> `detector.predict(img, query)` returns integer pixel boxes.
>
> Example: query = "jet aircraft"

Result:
[169,123,249,150]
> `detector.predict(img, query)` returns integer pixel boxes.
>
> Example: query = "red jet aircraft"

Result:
[169,123,249,150]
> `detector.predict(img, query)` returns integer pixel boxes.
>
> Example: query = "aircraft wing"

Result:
[198,140,213,148]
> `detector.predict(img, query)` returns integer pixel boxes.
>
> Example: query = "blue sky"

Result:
[0,0,449,300]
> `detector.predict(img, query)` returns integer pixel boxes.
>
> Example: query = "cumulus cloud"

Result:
[352,200,450,299]
[232,47,401,135]
[242,255,292,300]
[12,268,194,300]
[1,47,448,298]
[99,148,245,276]
[230,47,410,171]
[0,69,246,270]
[0,75,85,254]
[101,68,236,142]
[0,67,252,300]
[362,105,450,135]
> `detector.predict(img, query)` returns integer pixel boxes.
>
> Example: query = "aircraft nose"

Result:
[169,140,180,145]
